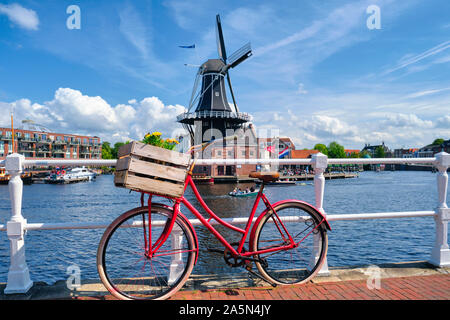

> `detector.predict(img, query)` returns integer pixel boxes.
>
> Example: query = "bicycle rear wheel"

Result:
[252,202,328,285]
[97,205,196,300]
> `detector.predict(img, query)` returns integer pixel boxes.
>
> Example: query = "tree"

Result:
[313,143,328,156]
[432,138,444,146]
[327,141,346,158]
[112,142,125,159]
[374,146,385,158]
[102,142,113,159]
[359,150,370,158]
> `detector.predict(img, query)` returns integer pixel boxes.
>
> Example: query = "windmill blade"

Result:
[228,42,252,69]
[216,14,227,62]
[226,71,239,113]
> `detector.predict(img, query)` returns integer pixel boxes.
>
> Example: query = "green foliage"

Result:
[327,141,346,158]
[142,132,179,150]
[313,143,328,156]
[432,138,444,146]
[374,146,385,158]
[101,142,113,159]
[359,150,371,158]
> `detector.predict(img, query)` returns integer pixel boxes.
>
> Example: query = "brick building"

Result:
[0,126,102,160]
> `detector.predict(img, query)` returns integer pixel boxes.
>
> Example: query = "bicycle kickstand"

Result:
[245,265,277,288]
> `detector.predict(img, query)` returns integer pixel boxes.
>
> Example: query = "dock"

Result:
[1,261,448,300]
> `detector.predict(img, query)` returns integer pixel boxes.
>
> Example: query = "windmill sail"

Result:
[228,42,252,69]
[216,15,227,62]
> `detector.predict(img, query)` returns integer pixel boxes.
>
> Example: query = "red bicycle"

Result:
[97,143,331,300]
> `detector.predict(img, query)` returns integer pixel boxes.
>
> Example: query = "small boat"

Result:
[0,168,33,185]
[45,167,96,184]
[63,167,96,182]
[229,189,261,197]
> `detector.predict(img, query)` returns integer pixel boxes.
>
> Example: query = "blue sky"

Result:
[0,0,449,149]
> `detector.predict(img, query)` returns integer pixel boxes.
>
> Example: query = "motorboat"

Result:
[63,167,96,182]
[45,167,96,184]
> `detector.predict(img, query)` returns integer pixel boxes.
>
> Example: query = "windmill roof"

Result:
[201,59,226,73]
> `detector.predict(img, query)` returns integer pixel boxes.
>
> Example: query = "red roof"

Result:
[291,149,319,159]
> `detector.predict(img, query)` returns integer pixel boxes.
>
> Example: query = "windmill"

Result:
[177,14,253,145]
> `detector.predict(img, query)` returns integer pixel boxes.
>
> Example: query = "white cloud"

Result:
[406,87,450,99]
[0,88,187,143]
[381,113,433,128]
[382,40,450,75]
[435,115,450,128]
[0,3,39,30]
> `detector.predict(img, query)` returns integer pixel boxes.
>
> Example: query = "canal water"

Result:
[0,171,448,285]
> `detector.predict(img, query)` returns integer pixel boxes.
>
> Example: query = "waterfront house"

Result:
[418,140,450,158]
[0,120,102,161]
[360,142,392,158]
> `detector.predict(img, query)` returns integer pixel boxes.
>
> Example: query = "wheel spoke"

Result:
[98,207,196,300]
[253,203,327,285]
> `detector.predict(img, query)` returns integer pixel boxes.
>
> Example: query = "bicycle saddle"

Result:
[249,171,280,182]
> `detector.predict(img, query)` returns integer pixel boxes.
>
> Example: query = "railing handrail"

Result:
[0,156,437,168]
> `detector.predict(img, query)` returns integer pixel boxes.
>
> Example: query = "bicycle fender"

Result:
[150,203,200,265]
[249,199,331,249]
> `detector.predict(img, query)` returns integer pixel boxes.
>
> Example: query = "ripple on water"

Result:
[0,171,448,284]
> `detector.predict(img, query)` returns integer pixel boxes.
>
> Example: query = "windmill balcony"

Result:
[177,110,252,123]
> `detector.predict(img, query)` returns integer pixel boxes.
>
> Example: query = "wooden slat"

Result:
[117,143,134,158]
[116,157,131,171]
[116,173,185,198]
[114,170,128,185]
[126,157,187,183]
[118,141,190,167]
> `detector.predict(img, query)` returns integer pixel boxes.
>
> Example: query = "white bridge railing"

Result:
[0,152,449,294]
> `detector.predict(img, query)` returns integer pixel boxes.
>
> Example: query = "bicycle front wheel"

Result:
[252,201,328,285]
[97,205,197,300]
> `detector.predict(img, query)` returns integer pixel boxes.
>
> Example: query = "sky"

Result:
[0,0,449,150]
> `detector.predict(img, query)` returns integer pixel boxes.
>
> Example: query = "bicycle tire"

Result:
[251,201,328,285]
[97,205,196,300]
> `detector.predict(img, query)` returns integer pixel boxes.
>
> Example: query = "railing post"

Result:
[311,152,330,275]
[168,225,185,285]
[429,151,450,267]
[4,153,33,294]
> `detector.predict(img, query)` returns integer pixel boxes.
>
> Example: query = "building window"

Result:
[0,141,4,156]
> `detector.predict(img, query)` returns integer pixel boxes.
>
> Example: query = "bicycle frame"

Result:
[142,173,324,260]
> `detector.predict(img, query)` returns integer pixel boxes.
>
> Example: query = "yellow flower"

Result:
[144,133,151,138]
[166,138,179,144]
[151,131,162,136]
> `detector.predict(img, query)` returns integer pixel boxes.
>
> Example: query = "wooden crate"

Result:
[114,141,191,198]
